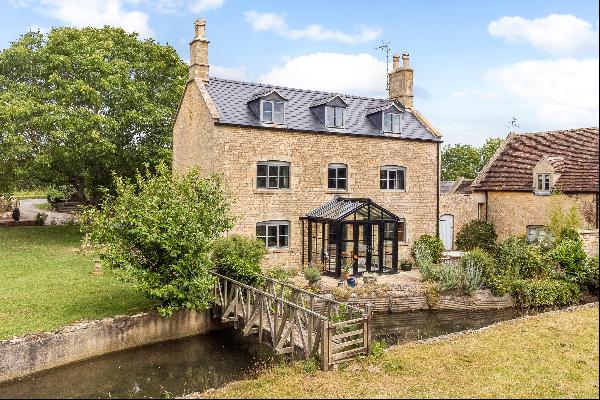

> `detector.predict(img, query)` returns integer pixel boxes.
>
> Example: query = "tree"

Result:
[81,164,235,316]
[0,27,187,202]
[441,138,503,181]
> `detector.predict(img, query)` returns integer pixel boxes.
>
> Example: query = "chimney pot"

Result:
[194,18,206,39]
[402,53,409,67]
[392,53,400,70]
[189,18,209,82]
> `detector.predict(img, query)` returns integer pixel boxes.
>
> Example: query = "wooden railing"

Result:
[210,271,371,370]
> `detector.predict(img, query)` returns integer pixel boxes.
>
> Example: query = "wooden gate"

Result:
[210,271,371,370]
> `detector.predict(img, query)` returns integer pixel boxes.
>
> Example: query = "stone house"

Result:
[172,19,444,276]
[439,177,485,250]
[471,127,599,254]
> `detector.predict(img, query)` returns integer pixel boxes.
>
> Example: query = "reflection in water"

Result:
[0,307,541,399]
[0,329,277,399]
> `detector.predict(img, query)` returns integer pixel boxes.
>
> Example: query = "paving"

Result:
[15,198,76,225]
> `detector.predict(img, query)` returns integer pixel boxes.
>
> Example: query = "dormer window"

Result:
[326,106,344,128]
[383,112,401,133]
[261,100,284,124]
[536,173,551,193]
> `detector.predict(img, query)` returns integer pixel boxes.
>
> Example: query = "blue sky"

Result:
[2,0,599,145]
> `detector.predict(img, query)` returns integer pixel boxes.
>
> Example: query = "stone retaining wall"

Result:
[0,309,224,383]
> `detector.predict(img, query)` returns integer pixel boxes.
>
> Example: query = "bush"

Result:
[46,184,76,207]
[432,264,462,291]
[81,164,234,316]
[461,248,495,286]
[413,241,435,280]
[509,278,581,307]
[303,265,322,286]
[33,212,48,225]
[496,236,545,279]
[412,234,444,263]
[455,220,498,253]
[583,256,599,292]
[550,239,588,285]
[211,235,267,286]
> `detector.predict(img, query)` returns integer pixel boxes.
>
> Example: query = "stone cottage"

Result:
[439,177,485,250]
[172,19,443,276]
[471,127,599,254]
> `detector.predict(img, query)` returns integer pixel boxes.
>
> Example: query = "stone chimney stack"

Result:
[189,18,209,82]
[388,52,414,109]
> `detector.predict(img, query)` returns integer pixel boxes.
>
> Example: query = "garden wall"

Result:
[579,229,599,256]
[0,309,224,383]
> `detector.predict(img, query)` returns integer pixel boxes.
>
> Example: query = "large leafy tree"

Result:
[0,27,187,202]
[441,138,503,181]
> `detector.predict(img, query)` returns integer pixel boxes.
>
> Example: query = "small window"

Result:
[527,225,547,243]
[326,106,345,128]
[257,161,290,189]
[257,221,290,248]
[383,112,401,133]
[384,219,406,243]
[380,166,406,191]
[536,173,551,193]
[261,100,284,124]
[328,163,347,190]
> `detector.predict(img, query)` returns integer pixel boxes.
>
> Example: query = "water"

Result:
[0,307,540,399]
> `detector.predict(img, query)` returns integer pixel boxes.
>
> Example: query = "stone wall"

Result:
[0,309,223,383]
[439,192,485,250]
[580,229,599,256]
[212,124,439,267]
[486,191,597,240]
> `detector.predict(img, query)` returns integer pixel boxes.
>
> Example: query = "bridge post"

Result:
[321,319,330,371]
[364,303,372,356]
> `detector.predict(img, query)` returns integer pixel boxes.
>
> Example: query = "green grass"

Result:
[0,226,153,339]
[13,189,48,199]
[207,305,600,399]
[35,203,52,211]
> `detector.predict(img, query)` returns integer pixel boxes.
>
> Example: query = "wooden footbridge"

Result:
[210,271,372,371]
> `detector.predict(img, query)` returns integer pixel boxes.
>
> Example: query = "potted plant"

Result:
[400,258,413,271]
[341,259,351,280]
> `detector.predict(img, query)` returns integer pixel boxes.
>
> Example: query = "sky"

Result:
[1,0,599,145]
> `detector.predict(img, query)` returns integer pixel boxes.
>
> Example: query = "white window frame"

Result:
[325,106,345,128]
[535,173,551,194]
[527,225,547,243]
[383,112,401,134]
[256,221,290,248]
[256,161,290,189]
[327,163,347,190]
[260,100,285,124]
[380,166,406,191]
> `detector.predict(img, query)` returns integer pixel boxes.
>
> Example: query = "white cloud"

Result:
[485,58,599,127]
[257,53,387,97]
[488,14,599,55]
[211,65,249,81]
[188,0,225,13]
[245,11,381,44]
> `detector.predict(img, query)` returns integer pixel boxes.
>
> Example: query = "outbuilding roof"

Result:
[472,127,599,192]
[205,77,441,141]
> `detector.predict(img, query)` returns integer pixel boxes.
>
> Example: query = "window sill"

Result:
[381,189,406,193]
[267,247,291,254]
[533,191,551,196]
[254,188,292,194]
[261,122,287,128]
[326,189,349,194]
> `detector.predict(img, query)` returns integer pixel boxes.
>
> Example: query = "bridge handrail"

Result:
[262,275,366,317]
[209,271,328,321]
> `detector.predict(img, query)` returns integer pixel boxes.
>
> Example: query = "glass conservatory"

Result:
[300,197,401,277]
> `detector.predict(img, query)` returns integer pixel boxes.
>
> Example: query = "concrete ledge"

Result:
[0,309,224,383]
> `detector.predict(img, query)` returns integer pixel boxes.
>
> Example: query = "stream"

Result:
[0,307,539,399]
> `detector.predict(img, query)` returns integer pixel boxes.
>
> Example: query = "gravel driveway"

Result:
[17,198,76,225]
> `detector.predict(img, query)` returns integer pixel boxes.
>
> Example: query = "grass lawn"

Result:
[34,203,52,211]
[208,305,600,399]
[0,226,153,340]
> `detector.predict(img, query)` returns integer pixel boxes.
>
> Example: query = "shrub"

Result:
[412,234,444,263]
[550,239,588,285]
[265,265,298,282]
[11,207,20,221]
[303,265,322,286]
[81,164,234,316]
[33,212,48,225]
[414,241,435,280]
[211,235,267,286]
[455,220,498,253]
[583,256,599,292]
[461,248,495,286]
[496,236,545,279]
[46,184,76,207]
[548,199,581,242]
[462,260,484,294]
[509,279,581,307]
[432,264,462,291]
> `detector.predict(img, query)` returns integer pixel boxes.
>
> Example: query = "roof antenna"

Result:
[505,116,519,131]
[376,40,391,91]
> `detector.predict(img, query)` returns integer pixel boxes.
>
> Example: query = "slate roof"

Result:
[441,178,474,194]
[472,128,599,192]
[206,77,440,141]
